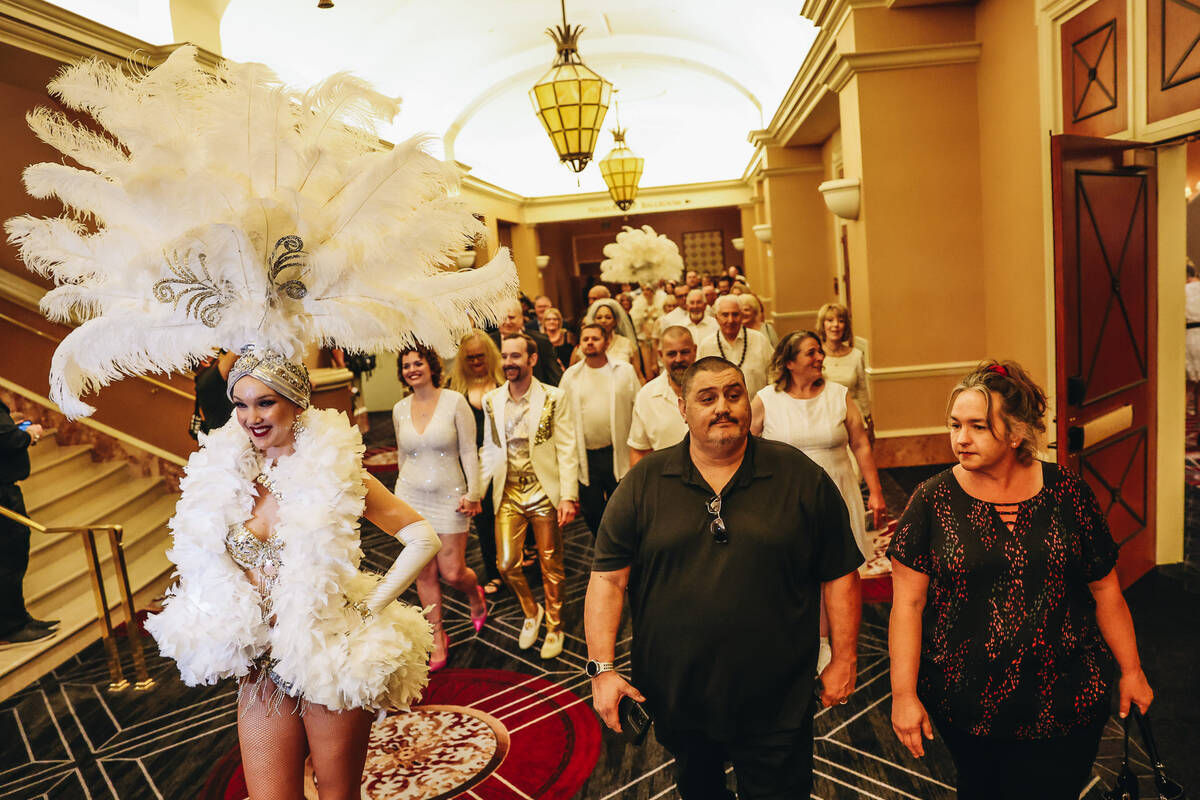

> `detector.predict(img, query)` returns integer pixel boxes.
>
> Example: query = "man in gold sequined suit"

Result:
[480,332,580,660]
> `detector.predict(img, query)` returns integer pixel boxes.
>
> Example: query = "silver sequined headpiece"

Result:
[226,347,311,410]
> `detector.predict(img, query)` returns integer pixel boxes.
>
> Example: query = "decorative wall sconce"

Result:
[818,178,861,220]
[752,224,772,244]
[730,237,744,252]
[454,251,477,269]
[536,255,551,270]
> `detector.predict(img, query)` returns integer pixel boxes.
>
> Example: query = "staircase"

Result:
[0,431,179,700]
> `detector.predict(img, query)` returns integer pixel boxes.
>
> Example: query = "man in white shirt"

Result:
[658,284,691,329]
[628,325,696,466]
[698,294,774,396]
[559,323,638,538]
[680,288,718,344]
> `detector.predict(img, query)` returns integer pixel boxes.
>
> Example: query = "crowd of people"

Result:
[3,49,1160,800]
[366,278,1155,799]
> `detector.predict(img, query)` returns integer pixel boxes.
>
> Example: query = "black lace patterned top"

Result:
[887,462,1119,739]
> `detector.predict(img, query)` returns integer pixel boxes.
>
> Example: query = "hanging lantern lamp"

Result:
[529,0,612,173]
[599,127,644,212]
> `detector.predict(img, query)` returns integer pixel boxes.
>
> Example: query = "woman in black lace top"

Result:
[887,361,1153,800]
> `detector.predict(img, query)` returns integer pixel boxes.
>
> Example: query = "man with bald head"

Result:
[697,295,772,396]
[587,284,611,306]
[628,325,696,466]
[490,298,563,385]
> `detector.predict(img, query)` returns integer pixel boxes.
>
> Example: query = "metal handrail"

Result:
[0,504,155,692]
[0,311,194,402]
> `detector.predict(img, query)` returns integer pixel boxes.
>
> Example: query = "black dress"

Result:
[887,462,1118,740]
[467,396,499,583]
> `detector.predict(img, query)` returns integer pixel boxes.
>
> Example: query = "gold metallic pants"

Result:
[495,476,564,631]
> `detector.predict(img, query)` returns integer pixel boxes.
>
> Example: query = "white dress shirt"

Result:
[628,372,689,452]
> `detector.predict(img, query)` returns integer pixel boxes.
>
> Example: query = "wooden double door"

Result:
[1052,134,1157,586]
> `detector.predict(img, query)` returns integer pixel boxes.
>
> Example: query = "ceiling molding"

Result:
[826,41,983,92]
[0,0,221,68]
[521,179,752,224]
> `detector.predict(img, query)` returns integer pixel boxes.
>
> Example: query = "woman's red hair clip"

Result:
[986,364,1009,377]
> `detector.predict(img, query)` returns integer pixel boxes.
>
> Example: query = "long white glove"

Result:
[363,519,440,615]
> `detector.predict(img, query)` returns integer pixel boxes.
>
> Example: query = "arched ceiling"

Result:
[44,1,818,198]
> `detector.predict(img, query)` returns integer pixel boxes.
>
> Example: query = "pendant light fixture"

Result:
[598,98,643,212]
[529,0,612,173]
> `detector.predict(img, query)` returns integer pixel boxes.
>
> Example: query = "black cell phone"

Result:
[17,420,32,431]
[618,695,652,745]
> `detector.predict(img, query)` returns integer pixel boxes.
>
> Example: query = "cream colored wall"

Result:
[976,0,1049,383]
[1156,143,1187,564]
[760,145,833,336]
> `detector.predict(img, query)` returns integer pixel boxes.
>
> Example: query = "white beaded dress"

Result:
[756,381,869,558]
[392,390,482,534]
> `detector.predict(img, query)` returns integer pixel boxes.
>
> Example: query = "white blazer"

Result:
[559,358,638,485]
[479,378,579,510]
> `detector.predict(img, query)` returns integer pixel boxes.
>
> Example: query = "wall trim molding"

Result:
[771,308,819,321]
[866,359,979,381]
[827,42,983,93]
[0,0,221,68]
[0,376,188,467]
[874,425,948,439]
[0,271,45,313]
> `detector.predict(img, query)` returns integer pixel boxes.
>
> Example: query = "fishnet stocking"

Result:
[237,673,374,799]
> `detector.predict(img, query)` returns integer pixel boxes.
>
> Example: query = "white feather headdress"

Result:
[5,47,517,418]
[599,225,684,285]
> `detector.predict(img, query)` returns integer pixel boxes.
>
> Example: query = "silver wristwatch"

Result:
[585,659,615,678]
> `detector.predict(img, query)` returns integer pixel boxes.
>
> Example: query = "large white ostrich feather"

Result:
[599,224,685,285]
[5,47,517,418]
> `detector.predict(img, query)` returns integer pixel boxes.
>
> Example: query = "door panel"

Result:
[1052,135,1157,587]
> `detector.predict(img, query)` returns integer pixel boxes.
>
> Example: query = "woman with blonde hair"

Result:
[816,302,870,431]
[540,307,575,371]
[445,330,506,596]
[739,292,778,347]
[888,360,1153,799]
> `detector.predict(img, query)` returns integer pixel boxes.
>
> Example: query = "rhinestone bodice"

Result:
[226,522,282,576]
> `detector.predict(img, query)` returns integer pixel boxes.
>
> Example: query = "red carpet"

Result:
[202,668,601,799]
[860,519,897,603]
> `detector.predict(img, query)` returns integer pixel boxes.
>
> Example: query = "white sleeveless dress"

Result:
[757,382,868,557]
[392,390,481,534]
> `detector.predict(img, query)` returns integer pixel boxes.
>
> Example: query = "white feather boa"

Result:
[144,407,433,711]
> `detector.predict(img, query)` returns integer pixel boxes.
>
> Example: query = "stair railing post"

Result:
[81,528,128,692]
[104,525,154,690]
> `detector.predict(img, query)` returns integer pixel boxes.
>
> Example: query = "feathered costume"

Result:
[5,47,519,711]
[599,224,684,285]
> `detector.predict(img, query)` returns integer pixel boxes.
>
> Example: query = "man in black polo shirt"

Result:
[584,356,863,799]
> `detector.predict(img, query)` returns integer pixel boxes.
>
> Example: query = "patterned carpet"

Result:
[1,413,1196,798]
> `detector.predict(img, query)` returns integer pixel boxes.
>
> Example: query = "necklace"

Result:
[255,464,285,502]
[715,329,748,367]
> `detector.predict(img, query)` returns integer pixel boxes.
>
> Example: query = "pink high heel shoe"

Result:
[470,585,488,634]
[430,629,449,673]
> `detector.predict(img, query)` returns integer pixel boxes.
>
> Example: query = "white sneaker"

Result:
[540,630,564,659]
[518,604,544,650]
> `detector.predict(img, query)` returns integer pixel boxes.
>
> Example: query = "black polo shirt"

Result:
[593,434,862,739]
